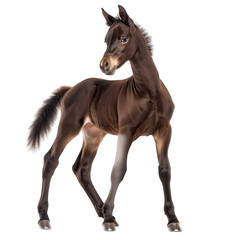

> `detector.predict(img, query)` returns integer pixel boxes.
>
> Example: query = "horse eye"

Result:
[121,37,128,43]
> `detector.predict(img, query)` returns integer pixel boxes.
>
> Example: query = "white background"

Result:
[0,0,240,239]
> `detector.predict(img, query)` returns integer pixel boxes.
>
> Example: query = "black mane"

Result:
[137,24,153,56]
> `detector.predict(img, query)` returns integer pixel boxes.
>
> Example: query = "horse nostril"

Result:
[103,60,109,70]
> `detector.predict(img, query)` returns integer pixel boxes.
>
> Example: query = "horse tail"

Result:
[28,86,71,150]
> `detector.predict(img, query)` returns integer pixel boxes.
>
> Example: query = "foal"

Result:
[28,5,181,232]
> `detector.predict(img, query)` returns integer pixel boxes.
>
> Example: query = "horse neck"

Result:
[130,38,161,96]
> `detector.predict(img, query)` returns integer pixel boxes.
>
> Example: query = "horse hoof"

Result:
[102,222,117,231]
[38,220,51,230]
[168,222,182,232]
[114,219,119,227]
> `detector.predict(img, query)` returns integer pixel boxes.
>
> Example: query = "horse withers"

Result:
[28,5,181,232]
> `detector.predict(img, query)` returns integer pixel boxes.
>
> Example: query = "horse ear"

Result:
[102,8,117,26]
[128,17,134,28]
[118,5,134,27]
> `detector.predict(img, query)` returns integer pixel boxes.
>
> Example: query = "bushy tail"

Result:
[28,86,71,150]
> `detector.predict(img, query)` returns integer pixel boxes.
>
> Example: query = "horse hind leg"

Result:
[72,122,106,218]
[38,115,83,230]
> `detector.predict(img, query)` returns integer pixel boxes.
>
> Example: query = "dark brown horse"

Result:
[28,5,181,232]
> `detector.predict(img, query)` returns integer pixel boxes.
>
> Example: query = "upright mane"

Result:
[137,24,153,56]
[114,16,153,56]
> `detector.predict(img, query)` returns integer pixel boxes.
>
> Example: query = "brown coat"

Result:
[28,5,181,232]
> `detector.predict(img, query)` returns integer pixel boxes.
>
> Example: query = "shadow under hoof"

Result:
[38,220,51,230]
[102,222,118,231]
[167,222,182,232]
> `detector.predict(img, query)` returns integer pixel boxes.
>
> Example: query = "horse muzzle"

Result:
[100,56,119,75]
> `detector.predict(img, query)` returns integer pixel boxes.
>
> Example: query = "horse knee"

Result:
[158,165,171,182]
[111,164,127,184]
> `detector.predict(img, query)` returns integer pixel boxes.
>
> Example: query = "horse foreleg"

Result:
[153,124,182,232]
[102,132,133,231]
